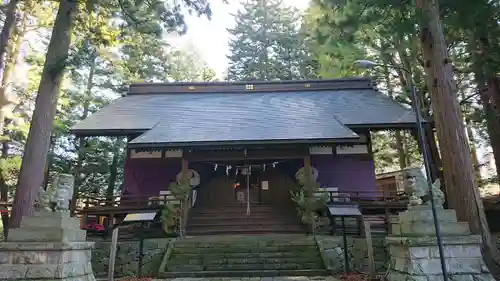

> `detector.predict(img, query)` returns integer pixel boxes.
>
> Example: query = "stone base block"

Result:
[0,241,96,280]
[0,262,94,278]
[0,241,94,265]
[387,270,495,281]
[0,212,96,281]
[392,256,488,275]
[399,207,458,224]
[389,242,482,260]
[8,211,86,243]
[387,234,482,247]
[386,234,494,281]
[8,227,87,242]
[20,212,80,229]
[391,221,470,236]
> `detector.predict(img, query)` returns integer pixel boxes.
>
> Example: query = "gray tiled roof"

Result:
[72,86,416,145]
[130,113,359,145]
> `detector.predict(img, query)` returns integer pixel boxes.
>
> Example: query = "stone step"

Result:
[174,241,317,248]
[159,269,330,278]
[167,256,323,266]
[168,251,321,259]
[173,239,317,248]
[180,234,313,241]
[171,245,319,254]
[168,262,325,272]
[163,234,326,278]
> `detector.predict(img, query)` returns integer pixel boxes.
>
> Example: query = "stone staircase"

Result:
[160,235,329,277]
[186,204,305,235]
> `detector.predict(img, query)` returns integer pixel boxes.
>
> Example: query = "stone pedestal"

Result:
[0,211,96,281]
[386,205,494,281]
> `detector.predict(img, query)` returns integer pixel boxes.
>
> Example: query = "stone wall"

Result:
[316,235,387,273]
[91,238,172,278]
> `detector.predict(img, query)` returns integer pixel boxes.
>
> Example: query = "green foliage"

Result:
[161,203,179,234]
[0,0,217,206]
[169,181,192,202]
[303,0,500,183]
[291,172,328,235]
[161,181,192,234]
[371,131,421,174]
[0,156,22,196]
[227,0,316,81]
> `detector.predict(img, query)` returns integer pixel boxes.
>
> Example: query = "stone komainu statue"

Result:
[50,173,75,212]
[402,168,445,208]
[35,186,51,212]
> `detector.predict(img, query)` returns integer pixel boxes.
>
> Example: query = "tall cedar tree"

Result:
[227,0,316,81]
[9,0,211,229]
[418,0,500,273]
[0,0,21,133]
[9,0,78,229]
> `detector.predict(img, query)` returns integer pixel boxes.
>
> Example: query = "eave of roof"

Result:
[126,136,362,149]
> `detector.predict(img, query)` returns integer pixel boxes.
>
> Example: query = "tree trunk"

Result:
[418,0,498,268]
[9,0,78,229]
[0,0,20,84]
[393,37,442,178]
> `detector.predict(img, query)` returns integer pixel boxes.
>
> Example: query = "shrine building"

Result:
[72,78,416,235]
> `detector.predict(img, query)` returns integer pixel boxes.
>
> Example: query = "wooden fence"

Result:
[324,190,407,236]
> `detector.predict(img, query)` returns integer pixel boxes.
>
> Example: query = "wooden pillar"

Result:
[179,158,189,239]
[304,155,311,181]
[181,159,189,184]
[365,130,374,155]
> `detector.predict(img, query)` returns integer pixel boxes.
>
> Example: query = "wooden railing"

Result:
[324,190,407,236]
[77,195,174,214]
[77,193,195,238]
[178,191,194,239]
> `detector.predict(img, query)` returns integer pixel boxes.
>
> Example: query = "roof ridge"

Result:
[126,77,376,96]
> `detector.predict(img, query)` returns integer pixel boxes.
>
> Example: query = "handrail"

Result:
[178,190,193,239]
[324,190,407,236]
[77,195,181,214]
[323,190,408,205]
[362,220,376,279]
